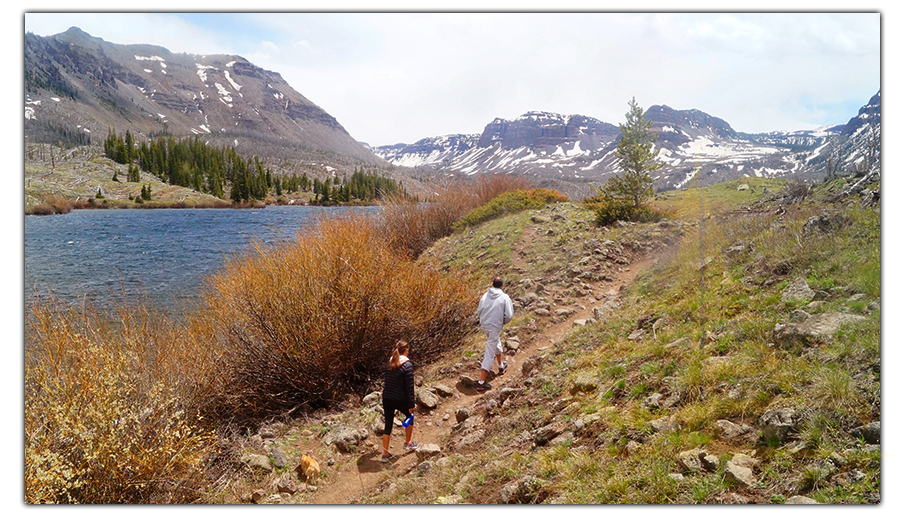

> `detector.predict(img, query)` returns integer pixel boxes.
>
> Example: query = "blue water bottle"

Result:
[402,414,414,428]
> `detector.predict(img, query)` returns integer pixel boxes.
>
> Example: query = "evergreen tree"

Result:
[602,97,665,208]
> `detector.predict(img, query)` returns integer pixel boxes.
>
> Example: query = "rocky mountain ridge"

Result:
[24,27,386,177]
[372,95,881,194]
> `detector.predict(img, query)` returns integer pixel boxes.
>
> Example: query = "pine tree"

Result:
[603,97,664,208]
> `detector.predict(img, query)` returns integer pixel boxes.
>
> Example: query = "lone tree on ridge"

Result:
[602,97,665,208]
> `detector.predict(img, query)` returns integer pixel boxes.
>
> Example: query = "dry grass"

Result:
[24,295,216,504]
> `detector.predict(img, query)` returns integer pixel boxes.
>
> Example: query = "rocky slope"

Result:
[214,174,880,505]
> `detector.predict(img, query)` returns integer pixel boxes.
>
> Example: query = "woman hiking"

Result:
[381,340,418,462]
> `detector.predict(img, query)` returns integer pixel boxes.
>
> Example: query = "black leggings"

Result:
[383,398,412,436]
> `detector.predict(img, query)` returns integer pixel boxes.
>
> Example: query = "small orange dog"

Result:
[297,452,320,485]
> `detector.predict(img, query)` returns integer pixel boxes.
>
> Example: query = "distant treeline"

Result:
[103,129,404,204]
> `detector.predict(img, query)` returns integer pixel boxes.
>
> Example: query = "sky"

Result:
[22,7,883,147]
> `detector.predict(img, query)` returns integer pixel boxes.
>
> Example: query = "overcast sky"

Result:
[24,9,881,146]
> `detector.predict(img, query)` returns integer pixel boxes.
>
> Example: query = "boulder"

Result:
[534,421,567,446]
[650,415,680,433]
[325,426,368,453]
[850,421,880,444]
[499,475,544,504]
[786,496,820,504]
[773,312,866,348]
[416,387,440,410]
[724,454,758,487]
[415,443,442,461]
[760,408,798,445]
[781,277,816,304]
[716,420,757,444]
[242,453,273,473]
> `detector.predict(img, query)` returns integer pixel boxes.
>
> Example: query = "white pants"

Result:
[481,328,503,371]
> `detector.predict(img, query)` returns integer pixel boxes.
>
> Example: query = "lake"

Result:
[23,206,376,316]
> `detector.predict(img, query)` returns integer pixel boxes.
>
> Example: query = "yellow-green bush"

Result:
[452,188,569,230]
[25,297,215,504]
[200,213,477,423]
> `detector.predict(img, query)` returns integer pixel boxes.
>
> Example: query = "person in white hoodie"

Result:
[474,276,514,391]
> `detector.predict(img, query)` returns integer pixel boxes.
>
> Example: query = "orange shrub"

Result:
[199,213,477,423]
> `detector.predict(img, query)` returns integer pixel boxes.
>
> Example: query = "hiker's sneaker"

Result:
[403,442,419,451]
[381,452,395,463]
[498,362,509,375]
[474,382,493,391]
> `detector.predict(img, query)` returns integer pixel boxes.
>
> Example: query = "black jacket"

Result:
[383,360,415,408]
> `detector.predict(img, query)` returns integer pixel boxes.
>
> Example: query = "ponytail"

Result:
[389,349,401,370]
[389,340,409,370]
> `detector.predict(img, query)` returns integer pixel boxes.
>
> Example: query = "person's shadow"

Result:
[358,451,392,473]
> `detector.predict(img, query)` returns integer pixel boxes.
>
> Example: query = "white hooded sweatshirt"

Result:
[477,287,514,331]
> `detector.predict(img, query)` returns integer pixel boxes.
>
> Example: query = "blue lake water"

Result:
[24,206,376,316]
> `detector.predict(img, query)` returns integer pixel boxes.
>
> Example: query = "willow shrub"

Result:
[380,173,530,258]
[24,296,216,504]
[201,213,476,423]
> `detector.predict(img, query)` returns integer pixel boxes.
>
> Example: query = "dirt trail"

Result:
[308,224,676,504]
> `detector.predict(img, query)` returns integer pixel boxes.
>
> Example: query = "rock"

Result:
[415,443,442,460]
[270,447,288,469]
[724,454,758,487]
[416,460,434,475]
[716,420,757,443]
[521,355,545,376]
[668,473,685,482]
[760,408,798,445]
[432,383,455,398]
[534,421,567,446]
[276,475,299,494]
[250,489,267,503]
[520,293,541,307]
[242,453,273,473]
[850,421,880,444]
[363,391,382,406]
[790,309,812,322]
[259,426,277,440]
[627,329,645,341]
[650,416,680,433]
[532,214,551,224]
[455,406,471,423]
[665,337,691,349]
[677,448,707,473]
[786,496,820,504]
[499,387,525,402]
[499,475,544,504]
[570,373,600,394]
[642,392,663,409]
[325,427,368,453]
[438,495,464,504]
[454,429,486,450]
[737,183,750,191]
[781,277,816,304]
[417,387,440,410]
[505,337,521,352]
[803,212,847,235]
[773,312,866,348]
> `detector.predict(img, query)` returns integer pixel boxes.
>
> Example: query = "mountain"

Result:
[24,27,385,172]
[372,96,881,197]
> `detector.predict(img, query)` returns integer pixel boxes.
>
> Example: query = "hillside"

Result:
[211,171,880,505]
